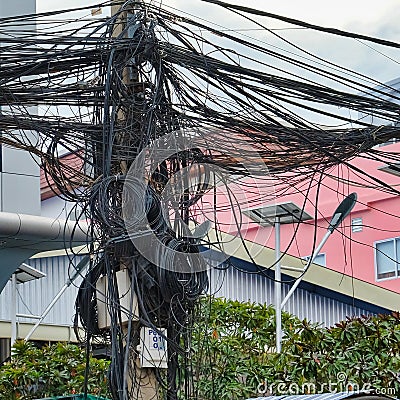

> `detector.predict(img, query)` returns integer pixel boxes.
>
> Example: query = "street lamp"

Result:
[10,264,46,344]
[244,201,313,353]
[281,192,358,309]
[243,193,357,353]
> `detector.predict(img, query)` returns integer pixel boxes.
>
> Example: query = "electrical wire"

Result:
[2,1,400,398]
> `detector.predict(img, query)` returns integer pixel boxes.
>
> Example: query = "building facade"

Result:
[234,142,400,295]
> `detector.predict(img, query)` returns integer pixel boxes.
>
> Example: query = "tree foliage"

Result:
[190,297,400,400]
[1,298,399,400]
[0,341,110,399]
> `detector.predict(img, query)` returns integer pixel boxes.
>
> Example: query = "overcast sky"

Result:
[37,0,400,32]
[35,0,400,86]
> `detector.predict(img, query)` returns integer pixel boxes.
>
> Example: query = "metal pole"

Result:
[275,218,282,353]
[16,314,41,319]
[280,192,357,311]
[11,274,17,345]
[25,255,89,341]
[110,2,158,398]
[281,230,331,309]
[24,282,69,341]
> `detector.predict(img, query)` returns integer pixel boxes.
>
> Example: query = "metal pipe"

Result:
[24,255,89,341]
[16,313,41,319]
[275,218,281,353]
[24,284,69,341]
[281,230,331,309]
[280,265,304,272]
[11,274,17,345]
[0,212,90,293]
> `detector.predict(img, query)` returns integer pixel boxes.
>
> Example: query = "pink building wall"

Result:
[211,142,400,294]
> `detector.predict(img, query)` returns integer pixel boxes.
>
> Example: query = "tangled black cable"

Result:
[2,1,400,399]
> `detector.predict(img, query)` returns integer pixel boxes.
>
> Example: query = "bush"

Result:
[190,297,400,399]
[0,341,110,399]
[2,298,399,400]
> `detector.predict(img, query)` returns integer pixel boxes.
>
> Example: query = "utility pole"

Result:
[110,2,158,399]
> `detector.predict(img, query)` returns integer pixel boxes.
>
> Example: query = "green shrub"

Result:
[190,297,400,399]
[2,298,399,400]
[0,341,110,400]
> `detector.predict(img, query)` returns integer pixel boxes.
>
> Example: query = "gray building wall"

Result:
[0,1,35,15]
[0,0,40,216]
[359,77,400,126]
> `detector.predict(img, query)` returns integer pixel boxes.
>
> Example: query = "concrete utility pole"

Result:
[111,2,158,399]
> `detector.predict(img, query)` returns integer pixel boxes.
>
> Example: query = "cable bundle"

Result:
[2,1,400,398]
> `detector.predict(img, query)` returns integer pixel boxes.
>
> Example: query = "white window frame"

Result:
[374,237,400,281]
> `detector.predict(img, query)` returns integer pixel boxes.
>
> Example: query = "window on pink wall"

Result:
[375,238,400,280]
[351,217,363,233]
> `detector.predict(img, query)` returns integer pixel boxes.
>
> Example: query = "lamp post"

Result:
[276,193,358,352]
[244,193,357,353]
[271,203,312,353]
[274,217,282,352]
[280,192,357,311]
[10,263,46,345]
[243,201,313,353]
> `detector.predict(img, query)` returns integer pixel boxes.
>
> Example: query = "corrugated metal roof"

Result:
[209,267,375,327]
[0,253,382,333]
[247,391,392,400]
